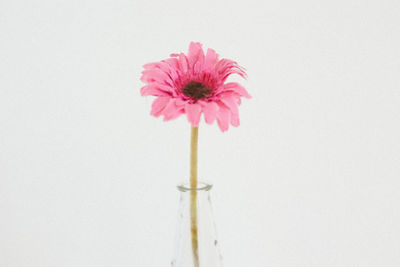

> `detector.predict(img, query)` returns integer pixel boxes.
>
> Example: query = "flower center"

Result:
[182,81,212,99]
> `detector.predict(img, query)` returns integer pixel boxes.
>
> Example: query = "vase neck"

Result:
[177,181,212,193]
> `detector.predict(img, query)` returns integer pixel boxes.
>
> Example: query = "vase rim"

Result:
[177,181,213,192]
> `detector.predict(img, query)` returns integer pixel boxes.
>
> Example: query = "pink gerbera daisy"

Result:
[140,42,251,132]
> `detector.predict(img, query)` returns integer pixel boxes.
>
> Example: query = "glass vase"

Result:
[171,181,223,267]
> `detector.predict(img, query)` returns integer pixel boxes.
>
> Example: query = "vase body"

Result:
[171,181,223,267]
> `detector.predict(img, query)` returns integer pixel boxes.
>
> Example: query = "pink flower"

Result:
[140,42,251,132]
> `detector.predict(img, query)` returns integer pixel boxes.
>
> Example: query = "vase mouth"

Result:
[177,181,213,192]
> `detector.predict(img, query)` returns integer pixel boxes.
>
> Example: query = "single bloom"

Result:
[140,42,251,132]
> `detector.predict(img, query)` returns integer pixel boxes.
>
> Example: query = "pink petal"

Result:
[156,83,177,93]
[163,58,179,69]
[214,59,246,81]
[185,103,202,126]
[222,82,251,98]
[193,61,202,75]
[187,42,205,69]
[216,102,230,132]
[178,53,188,73]
[203,101,218,124]
[175,98,187,107]
[163,58,180,80]
[204,48,218,70]
[220,95,239,115]
[157,61,175,76]
[165,109,184,121]
[150,97,170,117]
[141,69,172,85]
[143,62,161,69]
[140,85,172,97]
[230,110,240,127]
[219,94,241,127]
[162,99,184,121]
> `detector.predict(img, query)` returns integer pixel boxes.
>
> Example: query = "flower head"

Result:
[140,42,251,132]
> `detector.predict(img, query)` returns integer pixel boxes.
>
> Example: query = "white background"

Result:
[1,0,400,266]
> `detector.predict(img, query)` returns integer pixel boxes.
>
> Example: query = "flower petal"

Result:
[185,103,202,126]
[220,95,239,115]
[187,42,205,69]
[203,101,218,124]
[219,94,242,127]
[150,97,170,117]
[143,62,161,69]
[163,58,180,80]
[175,98,187,107]
[214,59,246,81]
[178,53,188,73]
[221,82,251,98]
[162,99,184,121]
[140,85,172,97]
[230,110,240,127]
[193,61,202,75]
[204,48,218,70]
[163,57,179,69]
[141,69,173,86]
[216,102,230,132]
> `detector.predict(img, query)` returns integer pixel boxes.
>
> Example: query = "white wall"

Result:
[1,0,399,266]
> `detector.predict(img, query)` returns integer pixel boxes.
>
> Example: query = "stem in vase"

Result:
[190,126,199,267]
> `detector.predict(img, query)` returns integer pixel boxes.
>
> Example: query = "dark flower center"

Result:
[182,81,212,99]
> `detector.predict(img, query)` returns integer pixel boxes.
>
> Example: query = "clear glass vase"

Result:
[171,181,223,267]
